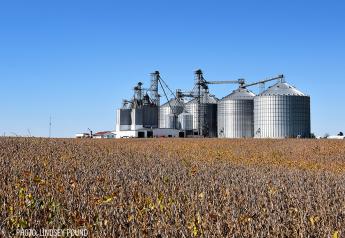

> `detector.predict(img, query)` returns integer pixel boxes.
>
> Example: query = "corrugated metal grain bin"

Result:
[254,82,310,138]
[178,112,193,130]
[116,109,132,131]
[184,94,218,137]
[159,99,184,128]
[218,88,255,138]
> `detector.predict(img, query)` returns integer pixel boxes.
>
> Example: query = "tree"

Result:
[338,132,344,136]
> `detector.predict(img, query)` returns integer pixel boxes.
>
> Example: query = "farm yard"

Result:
[1,138,345,237]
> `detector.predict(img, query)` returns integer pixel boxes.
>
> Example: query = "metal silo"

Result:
[254,81,311,138]
[159,99,184,128]
[166,114,176,129]
[184,99,197,130]
[116,109,132,131]
[142,105,159,128]
[178,112,193,130]
[218,88,255,138]
[184,94,218,137]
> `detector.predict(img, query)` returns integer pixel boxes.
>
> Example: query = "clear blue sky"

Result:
[0,0,344,138]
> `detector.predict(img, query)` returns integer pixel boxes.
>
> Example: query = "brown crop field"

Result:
[1,138,345,237]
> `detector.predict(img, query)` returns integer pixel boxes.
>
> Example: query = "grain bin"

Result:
[142,105,159,128]
[218,88,255,138]
[166,114,177,129]
[184,94,218,137]
[130,105,159,130]
[178,112,193,130]
[116,109,132,131]
[159,99,184,128]
[254,82,310,138]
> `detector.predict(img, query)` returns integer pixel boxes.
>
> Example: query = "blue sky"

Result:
[0,0,344,137]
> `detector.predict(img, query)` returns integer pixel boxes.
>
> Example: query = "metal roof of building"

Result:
[259,82,306,96]
[93,131,114,136]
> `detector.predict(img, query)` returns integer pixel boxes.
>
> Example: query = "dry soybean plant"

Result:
[0,138,345,237]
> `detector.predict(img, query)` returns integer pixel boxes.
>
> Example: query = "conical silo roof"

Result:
[259,82,306,96]
[204,94,218,103]
[161,98,184,108]
[185,94,218,105]
[221,88,255,101]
